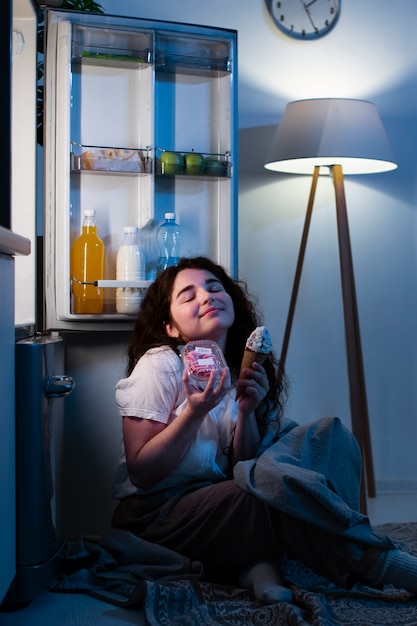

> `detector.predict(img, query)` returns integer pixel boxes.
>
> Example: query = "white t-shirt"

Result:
[112,346,239,499]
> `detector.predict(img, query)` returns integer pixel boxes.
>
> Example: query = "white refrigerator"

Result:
[8,0,237,607]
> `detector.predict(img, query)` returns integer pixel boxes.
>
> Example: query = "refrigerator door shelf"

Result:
[95,279,150,289]
[156,148,232,179]
[155,54,232,76]
[155,31,233,76]
[72,23,153,67]
[68,279,149,320]
[76,52,151,69]
[70,277,150,289]
[70,142,153,175]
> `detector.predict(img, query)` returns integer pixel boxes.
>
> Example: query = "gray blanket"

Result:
[234,416,393,548]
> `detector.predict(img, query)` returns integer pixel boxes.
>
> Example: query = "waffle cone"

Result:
[235,349,268,400]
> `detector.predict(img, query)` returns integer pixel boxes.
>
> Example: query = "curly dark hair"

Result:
[126,256,288,438]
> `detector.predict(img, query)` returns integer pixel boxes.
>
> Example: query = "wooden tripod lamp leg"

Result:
[278,164,375,514]
[332,164,376,511]
[278,166,320,381]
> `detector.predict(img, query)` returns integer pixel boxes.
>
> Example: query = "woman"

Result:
[112,256,417,603]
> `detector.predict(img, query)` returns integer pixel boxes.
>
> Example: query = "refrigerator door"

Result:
[12,0,37,327]
[42,10,237,330]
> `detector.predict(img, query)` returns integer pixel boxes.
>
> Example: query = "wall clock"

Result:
[266,0,340,40]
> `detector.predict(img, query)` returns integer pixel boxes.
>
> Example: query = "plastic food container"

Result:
[80,147,144,172]
[181,340,227,390]
[70,142,151,174]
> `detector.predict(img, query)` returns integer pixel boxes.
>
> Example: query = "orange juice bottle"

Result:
[71,209,104,314]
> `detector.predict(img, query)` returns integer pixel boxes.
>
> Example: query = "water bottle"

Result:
[156,212,183,276]
[71,209,104,314]
[116,226,145,315]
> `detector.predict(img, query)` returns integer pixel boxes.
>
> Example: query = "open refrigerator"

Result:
[42,8,238,331]
[7,0,237,607]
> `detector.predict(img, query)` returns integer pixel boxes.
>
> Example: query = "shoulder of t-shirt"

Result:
[138,345,183,372]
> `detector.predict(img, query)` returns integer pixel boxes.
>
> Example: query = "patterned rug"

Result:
[144,523,417,625]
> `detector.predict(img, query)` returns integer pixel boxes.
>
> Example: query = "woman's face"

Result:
[165,268,235,349]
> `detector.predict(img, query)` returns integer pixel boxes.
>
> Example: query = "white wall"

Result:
[86,0,417,506]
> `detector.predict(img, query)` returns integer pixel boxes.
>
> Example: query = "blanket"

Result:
[53,522,417,625]
[234,417,393,548]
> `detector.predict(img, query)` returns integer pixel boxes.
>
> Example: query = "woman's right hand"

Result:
[182,367,231,419]
[123,366,231,490]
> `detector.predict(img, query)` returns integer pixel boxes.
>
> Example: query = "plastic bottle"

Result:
[71,209,104,314]
[156,212,183,276]
[116,226,145,315]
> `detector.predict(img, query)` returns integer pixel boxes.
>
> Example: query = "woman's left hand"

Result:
[236,361,268,412]
[231,361,268,462]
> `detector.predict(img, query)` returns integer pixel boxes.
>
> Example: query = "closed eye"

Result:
[179,290,195,303]
[208,280,224,293]
[175,277,225,303]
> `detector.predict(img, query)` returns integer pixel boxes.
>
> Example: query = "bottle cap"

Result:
[165,212,175,220]
[123,226,139,233]
[84,209,95,216]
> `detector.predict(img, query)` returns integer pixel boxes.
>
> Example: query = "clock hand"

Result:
[297,0,317,7]
[297,0,318,32]
[298,0,319,32]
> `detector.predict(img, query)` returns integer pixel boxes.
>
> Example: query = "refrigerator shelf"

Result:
[70,142,152,175]
[71,277,151,289]
[95,280,151,289]
[156,161,232,178]
[70,279,150,318]
[69,312,139,321]
[155,53,232,76]
[156,149,232,178]
[155,31,232,76]
[72,24,153,68]
[75,51,151,69]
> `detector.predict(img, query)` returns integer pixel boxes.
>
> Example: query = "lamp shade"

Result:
[264,98,397,175]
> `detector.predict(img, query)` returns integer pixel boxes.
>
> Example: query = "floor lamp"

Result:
[264,99,397,513]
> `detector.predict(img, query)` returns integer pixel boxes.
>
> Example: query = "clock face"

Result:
[267,0,340,40]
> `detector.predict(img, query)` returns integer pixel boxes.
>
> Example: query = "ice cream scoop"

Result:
[235,326,272,400]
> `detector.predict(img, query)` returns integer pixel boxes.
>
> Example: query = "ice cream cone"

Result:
[235,349,268,400]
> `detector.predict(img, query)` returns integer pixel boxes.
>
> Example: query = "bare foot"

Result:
[238,560,293,604]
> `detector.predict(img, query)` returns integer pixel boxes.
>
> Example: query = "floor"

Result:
[1,493,416,626]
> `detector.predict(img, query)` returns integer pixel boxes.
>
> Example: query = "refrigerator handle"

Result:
[42,375,75,398]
